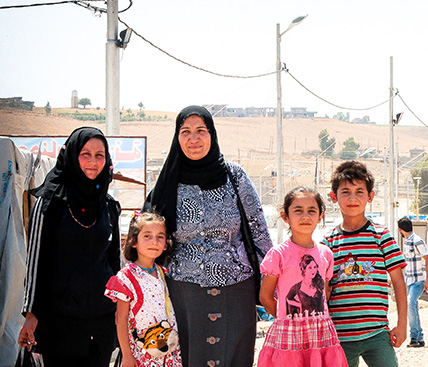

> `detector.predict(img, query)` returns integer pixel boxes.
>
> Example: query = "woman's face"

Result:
[78,137,106,179]
[304,261,318,279]
[178,115,211,160]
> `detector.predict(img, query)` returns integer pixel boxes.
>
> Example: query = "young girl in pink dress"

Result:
[105,212,182,367]
[258,187,348,367]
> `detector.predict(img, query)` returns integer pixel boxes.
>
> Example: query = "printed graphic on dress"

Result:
[285,254,325,317]
[337,252,375,283]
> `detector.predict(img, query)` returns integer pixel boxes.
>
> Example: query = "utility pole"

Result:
[106,0,120,135]
[388,56,395,236]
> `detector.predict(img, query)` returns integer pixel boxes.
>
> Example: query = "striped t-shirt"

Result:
[321,220,406,342]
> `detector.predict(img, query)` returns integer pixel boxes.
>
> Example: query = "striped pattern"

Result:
[321,221,406,342]
[22,197,44,314]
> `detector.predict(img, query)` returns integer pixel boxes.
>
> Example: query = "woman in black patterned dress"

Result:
[144,105,273,367]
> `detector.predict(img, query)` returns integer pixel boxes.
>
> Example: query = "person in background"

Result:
[18,127,121,367]
[398,216,428,348]
[322,161,407,367]
[143,105,272,367]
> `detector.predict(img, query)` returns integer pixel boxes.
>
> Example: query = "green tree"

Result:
[138,102,144,110]
[411,155,428,214]
[44,101,51,115]
[333,111,350,123]
[340,137,360,159]
[318,129,336,157]
[78,97,91,109]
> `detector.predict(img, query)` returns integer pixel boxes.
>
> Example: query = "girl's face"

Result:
[78,138,106,180]
[281,193,323,237]
[178,115,211,160]
[133,222,167,262]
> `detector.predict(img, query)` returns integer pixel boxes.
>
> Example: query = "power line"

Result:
[396,94,428,129]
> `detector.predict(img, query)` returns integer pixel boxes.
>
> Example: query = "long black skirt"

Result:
[167,276,257,367]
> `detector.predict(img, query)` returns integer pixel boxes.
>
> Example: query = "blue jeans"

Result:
[407,281,425,342]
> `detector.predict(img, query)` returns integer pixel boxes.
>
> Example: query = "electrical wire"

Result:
[118,17,277,79]
[396,94,428,129]
[286,70,393,111]
[0,1,76,9]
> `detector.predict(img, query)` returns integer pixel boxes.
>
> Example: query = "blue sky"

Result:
[1,0,428,126]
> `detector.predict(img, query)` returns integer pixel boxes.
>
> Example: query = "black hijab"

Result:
[144,105,227,232]
[31,127,113,219]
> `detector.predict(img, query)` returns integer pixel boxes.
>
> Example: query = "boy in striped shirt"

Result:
[322,161,407,367]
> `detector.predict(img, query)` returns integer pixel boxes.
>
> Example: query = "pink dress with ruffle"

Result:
[257,240,348,367]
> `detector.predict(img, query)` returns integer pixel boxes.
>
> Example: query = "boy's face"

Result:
[330,179,374,219]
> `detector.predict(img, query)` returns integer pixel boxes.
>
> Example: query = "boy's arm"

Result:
[259,275,278,318]
[389,267,407,348]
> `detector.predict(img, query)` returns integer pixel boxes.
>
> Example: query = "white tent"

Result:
[0,137,55,366]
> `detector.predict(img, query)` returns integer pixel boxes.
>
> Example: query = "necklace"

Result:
[68,205,97,229]
[138,264,157,274]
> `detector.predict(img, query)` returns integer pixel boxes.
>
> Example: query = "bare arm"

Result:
[389,267,407,348]
[259,275,278,318]
[116,300,138,367]
[325,280,332,301]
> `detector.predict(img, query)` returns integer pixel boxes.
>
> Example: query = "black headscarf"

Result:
[31,127,113,219]
[144,105,227,232]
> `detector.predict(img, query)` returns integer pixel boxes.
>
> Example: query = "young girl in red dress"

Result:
[105,212,182,367]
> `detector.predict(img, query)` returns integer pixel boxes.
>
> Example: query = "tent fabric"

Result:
[0,138,54,367]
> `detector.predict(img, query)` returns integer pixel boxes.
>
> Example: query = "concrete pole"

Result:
[389,56,395,235]
[106,0,120,135]
[276,23,284,244]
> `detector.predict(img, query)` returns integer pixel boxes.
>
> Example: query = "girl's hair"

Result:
[123,211,172,265]
[282,186,326,217]
[299,254,324,291]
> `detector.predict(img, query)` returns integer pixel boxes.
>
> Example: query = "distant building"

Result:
[283,107,317,118]
[0,97,34,110]
[203,105,313,118]
[71,90,78,108]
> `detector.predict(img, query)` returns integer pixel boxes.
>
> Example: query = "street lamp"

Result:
[276,15,308,244]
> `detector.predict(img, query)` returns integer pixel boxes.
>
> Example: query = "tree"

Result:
[138,102,144,110]
[411,155,428,214]
[44,101,51,115]
[340,137,360,159]
[78,98,91,109]
[333,111,350,123]
[318,129,336,157]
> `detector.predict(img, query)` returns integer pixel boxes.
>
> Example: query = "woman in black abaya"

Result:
[18,127,121,367]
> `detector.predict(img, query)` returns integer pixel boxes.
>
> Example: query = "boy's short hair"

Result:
[331,160,375,194]
[397,217,413,232]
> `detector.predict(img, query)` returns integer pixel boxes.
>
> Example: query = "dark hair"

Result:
[299,254,324,291]
[397,217,413,232]
[123,212,172,265]
[282,186,326,217]
[331,160,375,194]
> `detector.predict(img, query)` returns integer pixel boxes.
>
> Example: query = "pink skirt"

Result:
[257,316,348,367]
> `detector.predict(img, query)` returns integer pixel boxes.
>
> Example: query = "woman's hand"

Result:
[18,312,38,351]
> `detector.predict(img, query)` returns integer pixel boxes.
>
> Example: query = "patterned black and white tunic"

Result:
[168,162,272,287]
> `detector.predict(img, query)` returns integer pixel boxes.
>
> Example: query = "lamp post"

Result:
[276,15,307,244]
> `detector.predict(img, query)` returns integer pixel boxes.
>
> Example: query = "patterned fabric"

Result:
[321,220,406,342]
[168,162,272,287]
[262,316,340,351]
[403,231,428,286]
[105,262,182,367]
